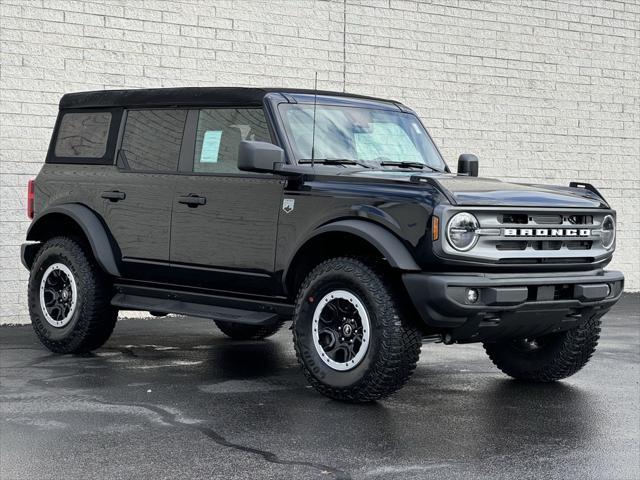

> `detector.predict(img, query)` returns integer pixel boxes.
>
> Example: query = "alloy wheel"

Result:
[312,289,371,371]
[39,263,77,328]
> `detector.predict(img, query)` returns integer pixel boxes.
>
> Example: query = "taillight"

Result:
[27,179,35,219]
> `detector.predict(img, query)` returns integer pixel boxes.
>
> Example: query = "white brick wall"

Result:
[1,0,638,324]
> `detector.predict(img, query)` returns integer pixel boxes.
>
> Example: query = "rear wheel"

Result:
[214,320,284,340]
[483,313,602,382]
[293,257,422,403]
[28,236,117,354]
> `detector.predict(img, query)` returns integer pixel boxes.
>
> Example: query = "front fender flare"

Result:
[283,219,421,287]
[26,203,121,277]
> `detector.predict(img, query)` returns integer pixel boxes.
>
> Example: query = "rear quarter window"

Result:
[48,109,121,164]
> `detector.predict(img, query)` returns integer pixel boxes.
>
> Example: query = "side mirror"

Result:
[457,154,479,177]
[238,141,284,173]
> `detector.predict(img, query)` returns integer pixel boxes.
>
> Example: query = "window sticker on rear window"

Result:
[200,130,222,163]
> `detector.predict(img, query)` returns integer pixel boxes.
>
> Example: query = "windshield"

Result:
[278,103,446,170]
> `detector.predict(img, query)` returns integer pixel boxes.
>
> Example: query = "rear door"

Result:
[102,109,187,280]
[169,107,284,294]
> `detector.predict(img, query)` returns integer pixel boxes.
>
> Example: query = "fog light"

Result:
[466,288,479,303]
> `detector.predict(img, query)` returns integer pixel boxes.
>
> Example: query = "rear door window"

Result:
[120,109,187,172]
[192,108,271,174]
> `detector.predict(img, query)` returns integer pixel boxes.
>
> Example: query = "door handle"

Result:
[178,194,206,207]
[101,190,126,202]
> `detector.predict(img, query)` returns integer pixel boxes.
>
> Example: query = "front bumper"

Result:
[403,269,624,342]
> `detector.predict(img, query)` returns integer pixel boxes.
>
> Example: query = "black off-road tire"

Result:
[293,257,422,403]
[28,236,118,354]
[214,320,285,340]
[483,313,603,382]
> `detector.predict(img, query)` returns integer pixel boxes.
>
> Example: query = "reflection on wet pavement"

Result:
[1,295,638,479]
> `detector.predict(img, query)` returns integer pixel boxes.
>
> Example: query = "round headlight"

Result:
[601,215,615,250]
[447,212,479,251]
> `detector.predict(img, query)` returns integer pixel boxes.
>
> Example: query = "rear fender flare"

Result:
[26,203,121,277]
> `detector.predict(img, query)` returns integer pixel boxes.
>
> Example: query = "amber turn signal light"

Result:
[432,215,439,241]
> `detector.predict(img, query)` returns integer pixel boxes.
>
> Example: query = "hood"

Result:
[334,170,608,209]
[432,175,608,208]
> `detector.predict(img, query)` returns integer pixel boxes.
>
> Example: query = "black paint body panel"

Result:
[23,87,624,341]
[171,174,284,294]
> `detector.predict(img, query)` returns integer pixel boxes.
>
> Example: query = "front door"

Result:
[103,109,187,280]
[170,107,284,294]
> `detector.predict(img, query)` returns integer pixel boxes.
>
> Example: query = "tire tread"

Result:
[293,257,421,402]
[484,313,602,382]
[28,236,117,354]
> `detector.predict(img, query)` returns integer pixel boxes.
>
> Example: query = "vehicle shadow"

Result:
[201,339,294,380]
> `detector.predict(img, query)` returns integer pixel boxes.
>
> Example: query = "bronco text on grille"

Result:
[504,228,592,237]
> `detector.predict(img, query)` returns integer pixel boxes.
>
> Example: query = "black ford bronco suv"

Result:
[22,87,624,402]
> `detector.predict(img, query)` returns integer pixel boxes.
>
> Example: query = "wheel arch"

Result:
[24,204,121,277]
[283,219,420,297]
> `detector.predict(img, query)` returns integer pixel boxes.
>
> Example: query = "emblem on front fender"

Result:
[282,198,295,213]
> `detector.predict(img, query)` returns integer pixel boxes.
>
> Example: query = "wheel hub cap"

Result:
[312,290,371,371]
[39,263,77,328]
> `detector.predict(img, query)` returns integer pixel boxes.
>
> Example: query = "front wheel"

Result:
[293,257,422,403]
[483,313,603,382]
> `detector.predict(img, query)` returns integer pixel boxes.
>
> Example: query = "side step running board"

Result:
[111,284,293,325]
[112,293,280,325]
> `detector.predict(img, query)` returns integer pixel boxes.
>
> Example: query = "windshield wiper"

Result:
[299,158,373,169]
[379,161,441,172]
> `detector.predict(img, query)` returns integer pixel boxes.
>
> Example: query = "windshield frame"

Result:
[266,94,449,172]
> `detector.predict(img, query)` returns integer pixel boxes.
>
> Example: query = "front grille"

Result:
[497,240,596,252]
[531,214,562,224]
[439,207,613,266]
[566,240,593,250]
[497,257,592,264]
[496,241,527,251]
[501,213,528,224]
[487,211,600,254]
[531,240,562,251]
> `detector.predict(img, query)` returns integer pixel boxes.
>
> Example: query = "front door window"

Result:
[193,108,271,174]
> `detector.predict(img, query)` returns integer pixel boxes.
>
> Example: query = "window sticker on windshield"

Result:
[200,130,222,163]
[354,123,422,163]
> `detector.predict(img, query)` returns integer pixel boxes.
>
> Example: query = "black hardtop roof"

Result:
[59,87,399,109]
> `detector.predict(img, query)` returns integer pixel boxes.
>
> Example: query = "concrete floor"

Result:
[1,295,638,480]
